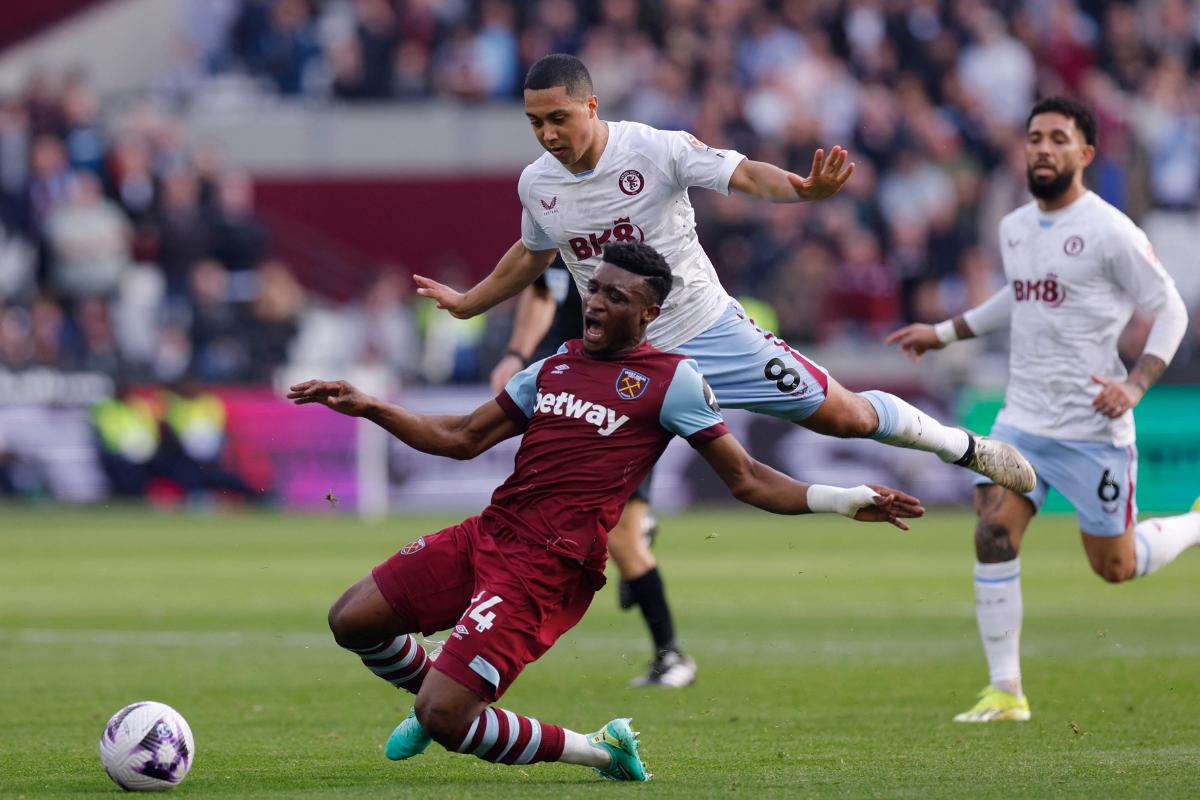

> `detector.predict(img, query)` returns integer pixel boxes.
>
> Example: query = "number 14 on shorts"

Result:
[464,591,504,633]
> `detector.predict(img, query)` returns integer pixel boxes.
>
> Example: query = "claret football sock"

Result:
[1133,512,1200,578]
[452,707,565,764]
[347,635,430,694]
[861,390,971,462]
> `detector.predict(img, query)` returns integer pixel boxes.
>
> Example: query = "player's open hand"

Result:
[287,379,376,417]
[788,146,854,201]
[413,275,471,318]
[884,323,944,361]
[852,485,925,531]
[1090,374,1143,419]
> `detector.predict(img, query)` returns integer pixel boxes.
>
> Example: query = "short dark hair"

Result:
[1027,96,1097,146]
[601,241,672,305]
[523,54,593,100]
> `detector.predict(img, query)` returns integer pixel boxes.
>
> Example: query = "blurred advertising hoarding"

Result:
[4,378,1196,516]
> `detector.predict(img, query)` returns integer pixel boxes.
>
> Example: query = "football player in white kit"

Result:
[887,96,1198,722]
[414,53,1036,685]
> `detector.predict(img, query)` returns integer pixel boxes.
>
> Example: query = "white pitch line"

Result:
[1,628,1196,660]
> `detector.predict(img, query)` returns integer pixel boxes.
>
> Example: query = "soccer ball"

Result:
[99,701,194,791]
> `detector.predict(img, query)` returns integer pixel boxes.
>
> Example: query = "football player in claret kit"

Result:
[887,96,1199,723]
[290,241,925,781]
[489,261,690,689]
[413,53,1036,580]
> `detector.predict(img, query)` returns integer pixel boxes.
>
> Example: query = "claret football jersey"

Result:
[488,339,727,579]
[518,121,747,352]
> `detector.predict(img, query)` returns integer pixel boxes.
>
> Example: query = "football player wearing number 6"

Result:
[290,242,925,781]
[886,97,1199,724]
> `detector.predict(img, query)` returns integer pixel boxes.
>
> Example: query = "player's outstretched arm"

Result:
[728,146,854,203]
[414,240,557,320]
[884,317,968,361]
[698,434,924,529]
[489,284,557,393]
[288,379,520,459]
[885,285,1014,361]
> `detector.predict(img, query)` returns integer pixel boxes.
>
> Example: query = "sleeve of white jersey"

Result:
[962,285,1014,336]
[663,130,747,195]
[1106,221,1189,364]
[517,167,556,252]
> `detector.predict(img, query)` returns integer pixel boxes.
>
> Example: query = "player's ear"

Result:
[642,304,661,325]
[587,94,598,119]
[1079,141,1096,169]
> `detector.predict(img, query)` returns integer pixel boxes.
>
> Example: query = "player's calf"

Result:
[328,576,432,693]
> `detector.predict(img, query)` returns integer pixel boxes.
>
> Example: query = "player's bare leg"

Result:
[1084,505,1200,582]
[411,666,649,779]
[328,575,433,695]
[955,485,1036,722]
[609,499,696,688]
[800,378,1036,494]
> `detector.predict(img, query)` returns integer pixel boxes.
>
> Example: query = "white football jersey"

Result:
[995,191,1176,445]
[518,120,746,352]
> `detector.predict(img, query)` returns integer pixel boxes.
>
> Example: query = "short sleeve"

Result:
[1106,220,1175,313]
[518,167,557,252]
[520,205,556,252]
[659,359,727,446]
[497,356,551,426]
[664,130,747,195]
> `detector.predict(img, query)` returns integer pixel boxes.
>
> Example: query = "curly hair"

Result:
[601,241,673,305]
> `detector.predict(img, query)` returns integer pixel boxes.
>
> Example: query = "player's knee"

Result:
[829,397,878,438]
[414,696,468,747]
[608,533,653,575]
[802,398,876,439]
[327,594,373,649]
[1091,556,1134,584]
[327,600,356,647]
[974,522,1018,562]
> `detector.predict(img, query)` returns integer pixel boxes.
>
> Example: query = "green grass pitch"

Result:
[2,506,1198,799]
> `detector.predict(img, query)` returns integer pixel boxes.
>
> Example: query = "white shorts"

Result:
[669,301,829,422]
[976,423,1138,536]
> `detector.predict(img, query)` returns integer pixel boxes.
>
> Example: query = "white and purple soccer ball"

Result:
[99,701,194,791]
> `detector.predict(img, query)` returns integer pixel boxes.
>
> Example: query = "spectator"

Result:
[246,258,303,381]
[151,167,212,301]
[210,170,266,272]
[44,171,132,302]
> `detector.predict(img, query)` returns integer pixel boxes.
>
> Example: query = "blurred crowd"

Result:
[0,70,308,383]
[2,0,1200,386]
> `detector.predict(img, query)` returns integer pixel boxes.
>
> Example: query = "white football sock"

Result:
[861,390,971,462]
[1133,512,1200,578]
[558,729,610,768]
[974,559,1023,697]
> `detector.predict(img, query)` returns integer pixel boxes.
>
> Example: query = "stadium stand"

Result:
[0,0,1198,505]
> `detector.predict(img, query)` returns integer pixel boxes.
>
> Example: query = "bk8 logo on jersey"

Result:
[568,218,645,260]
[1013,273,1066,307]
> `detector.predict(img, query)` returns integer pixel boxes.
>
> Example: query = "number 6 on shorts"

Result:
[467,592,504,633]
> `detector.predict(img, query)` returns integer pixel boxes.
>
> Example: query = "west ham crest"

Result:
[616,368,651,400]
[398,537,426,555]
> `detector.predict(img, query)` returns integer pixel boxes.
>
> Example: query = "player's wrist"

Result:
[806,484,875,518]
[1126,376,1149,394]
[933,320,958,345]
[504,348,529,366]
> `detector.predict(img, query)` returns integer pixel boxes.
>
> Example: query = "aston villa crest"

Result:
[615,368,650,400]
